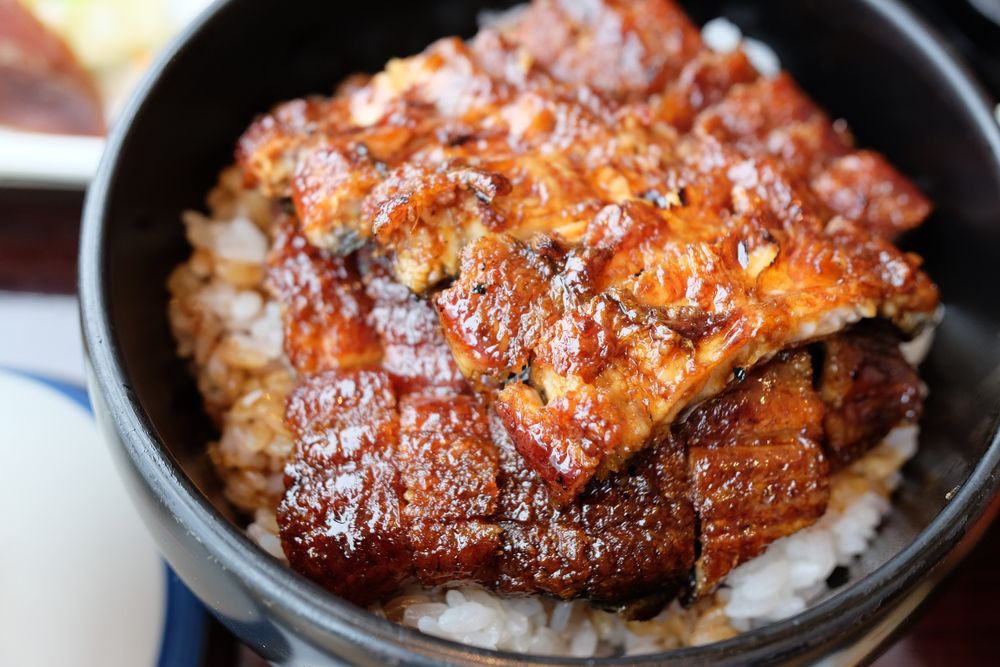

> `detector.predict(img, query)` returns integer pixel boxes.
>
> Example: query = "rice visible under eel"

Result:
[167,168,930,657]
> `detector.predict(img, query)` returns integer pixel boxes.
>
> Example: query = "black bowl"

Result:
[79,0,1000,664]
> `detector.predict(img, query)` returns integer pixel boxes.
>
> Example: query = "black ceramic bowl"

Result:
[80,1,1000,665]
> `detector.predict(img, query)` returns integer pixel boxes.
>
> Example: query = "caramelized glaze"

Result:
[255,0,937,611]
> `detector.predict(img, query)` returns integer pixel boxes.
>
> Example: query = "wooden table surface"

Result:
[3,186,999,665]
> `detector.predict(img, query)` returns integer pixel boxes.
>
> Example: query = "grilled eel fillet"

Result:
[271,221,923,613]
[239,5,928,287]
[239,0,938,500]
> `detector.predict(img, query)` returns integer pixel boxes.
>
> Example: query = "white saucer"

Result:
[0,369,206,667]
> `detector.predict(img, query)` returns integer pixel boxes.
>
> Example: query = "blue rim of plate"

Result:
[1,367,209,667]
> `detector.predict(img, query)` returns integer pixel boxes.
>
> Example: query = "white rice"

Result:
[900,306,943,366]
[701,17,781,78]
[477,4,531,33]
[168,168,293,515]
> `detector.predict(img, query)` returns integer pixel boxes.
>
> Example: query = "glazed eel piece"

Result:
[238,0,927,293]
[273,221,693,610]
[271,220,922,613]
[241,0,938,502]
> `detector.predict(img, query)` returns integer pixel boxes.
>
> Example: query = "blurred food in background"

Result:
[0,0,209,136]
[0,0,209,186]
[0,0,104,135]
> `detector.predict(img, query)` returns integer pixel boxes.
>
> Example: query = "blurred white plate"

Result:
[0,369,206,666]
[0,127,104,189]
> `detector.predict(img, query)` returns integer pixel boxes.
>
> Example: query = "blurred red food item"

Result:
[0,0,105,135]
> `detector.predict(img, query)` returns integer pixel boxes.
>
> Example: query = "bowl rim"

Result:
[79,0,1000,664]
